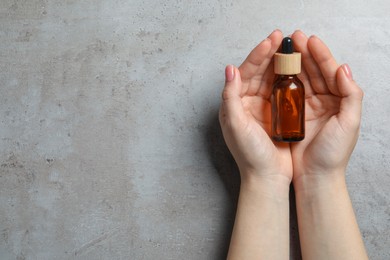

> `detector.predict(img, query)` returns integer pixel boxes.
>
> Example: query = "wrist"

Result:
[293,171,347,201]
[240,173,291,200]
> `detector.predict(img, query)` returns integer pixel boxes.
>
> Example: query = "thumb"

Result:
[220,65,246,124]
[337,64,364,129]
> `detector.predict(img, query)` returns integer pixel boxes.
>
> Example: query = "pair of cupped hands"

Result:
[219,30,364,190]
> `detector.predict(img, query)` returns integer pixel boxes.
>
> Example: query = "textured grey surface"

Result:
[0,0,389,259]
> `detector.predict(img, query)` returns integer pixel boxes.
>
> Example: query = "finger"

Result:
[239,30,283,96]
[239,38,271,82]
[239,38,271,96]
[336,64,364,130]
[291,30,329,95]
[308,35,340,96]
[254,30,284,97]
[298,65,315,97]
[256,59,275,98]
[220,65,246,123]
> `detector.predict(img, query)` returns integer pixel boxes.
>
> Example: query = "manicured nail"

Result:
[225,65,234,82]
[268,29,281,38]
[294,29,306,37]
[342,64,353,80]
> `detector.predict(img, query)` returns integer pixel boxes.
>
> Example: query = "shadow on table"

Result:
[205,112,239,260]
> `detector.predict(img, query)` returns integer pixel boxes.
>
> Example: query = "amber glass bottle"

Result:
[271,37,305,142]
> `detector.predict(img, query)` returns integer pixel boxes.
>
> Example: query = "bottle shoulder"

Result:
[273,75,304,88]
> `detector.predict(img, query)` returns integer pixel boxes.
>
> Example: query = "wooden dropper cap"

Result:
[274,37,301,75]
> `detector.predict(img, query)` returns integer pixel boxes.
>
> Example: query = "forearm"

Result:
[294,173,368,260]
[227,175,290,260]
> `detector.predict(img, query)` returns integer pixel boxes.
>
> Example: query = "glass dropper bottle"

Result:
[271,37,305,142]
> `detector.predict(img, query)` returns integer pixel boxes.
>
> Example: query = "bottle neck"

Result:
[275,74,297,80]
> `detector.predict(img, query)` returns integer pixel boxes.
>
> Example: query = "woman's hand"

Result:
[290,31,367,260]
[290,30,364,182]
[221,31,293,260]
[219,30,292,185]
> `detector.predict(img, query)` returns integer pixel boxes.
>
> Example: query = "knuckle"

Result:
[356,87,364,99]
[222,89,230,101]
[351,82,364,100]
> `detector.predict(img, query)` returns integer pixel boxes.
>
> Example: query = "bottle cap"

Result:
[274,37,301,75]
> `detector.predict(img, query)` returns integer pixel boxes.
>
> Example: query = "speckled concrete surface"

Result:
[0,0,389,259]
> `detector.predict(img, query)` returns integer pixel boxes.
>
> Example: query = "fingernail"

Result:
[225,65,234,82]
[342,64,353,80]
[294,29,306,37]
[268,29,281,38]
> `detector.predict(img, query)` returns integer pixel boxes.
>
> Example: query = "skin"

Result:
[219,29,368,259]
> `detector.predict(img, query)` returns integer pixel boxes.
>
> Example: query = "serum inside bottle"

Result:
[271,37,305,142]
